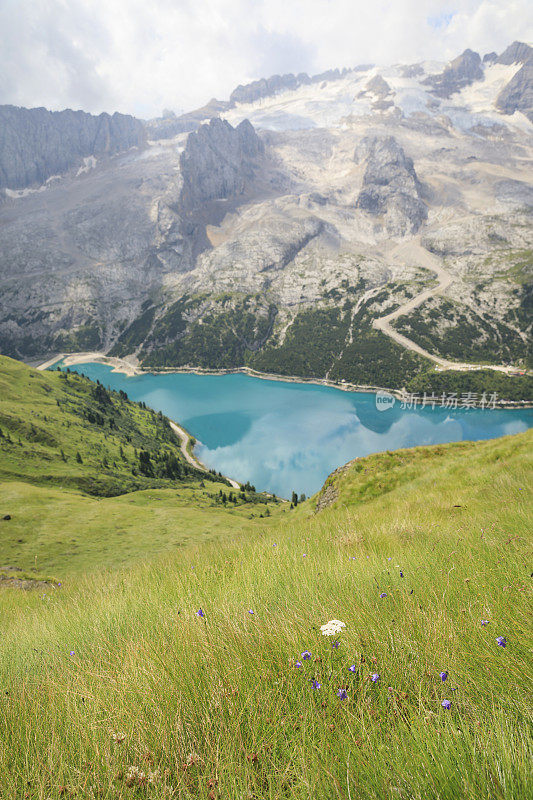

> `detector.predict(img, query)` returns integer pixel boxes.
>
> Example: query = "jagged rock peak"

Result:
[355,135,427,236]
[496,41,533,65]
[423,48,483,98]
[496,63,533,122]
[0,105,146,190]
[230,73,311,106]
[229,67,350,106]
[179,118,264,211]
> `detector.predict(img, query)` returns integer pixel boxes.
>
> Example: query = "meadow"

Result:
[1,426,531,799]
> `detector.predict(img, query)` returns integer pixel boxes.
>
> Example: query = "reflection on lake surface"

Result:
[59,363,533,497]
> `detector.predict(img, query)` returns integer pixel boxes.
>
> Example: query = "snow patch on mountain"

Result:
[222,61,532,135]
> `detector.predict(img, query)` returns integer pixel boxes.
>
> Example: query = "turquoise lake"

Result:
[58,363,533,498]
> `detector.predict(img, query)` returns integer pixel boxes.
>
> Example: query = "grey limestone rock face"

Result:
[496,41,533,65]
[496,64,533,122]
[179,118,265,212]
[423,49,483,98]
[494,179,533,207]
[355,136,427,235]
[0,106,146,190]
[230,73,310,106]
[0,115,269,358]
[229,68,349,106]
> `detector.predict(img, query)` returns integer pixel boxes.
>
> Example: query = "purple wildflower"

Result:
[349,665,357,673]
[301,651,312,660]
[196,608,205,618]
[248,609,254,614]
[332,640,340,649]
[387,557,392,561]
[496,636,507,648]
[439,671,448,682]
[399,571,404,578]
[69,651,75,656]
[337,689,348,700]
[311,680,321,690]
[441,699,451,710]
[302,554,307,557]
[295,661,303,668]
[371,673,380,683]
[379,592,387,598]
[481,620,489,626]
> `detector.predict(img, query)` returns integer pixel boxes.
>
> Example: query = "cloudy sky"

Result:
[1,0,531,119]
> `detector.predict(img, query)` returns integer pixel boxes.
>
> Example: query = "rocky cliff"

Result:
[496,64,533,122]
[179,118,264,212]
[0,106,146,190]
[423,49,483,97]
[496,41,533,65]
[355,136,427,235]
[229,69,349,106]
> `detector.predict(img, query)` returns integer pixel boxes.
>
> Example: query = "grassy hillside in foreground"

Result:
[0,429,531,799]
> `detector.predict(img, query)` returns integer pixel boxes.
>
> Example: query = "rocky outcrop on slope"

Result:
[0,106,146,190]
[367,75,392,96]
[179,118,265,212]
[355,136,427,236]
[189,214,327,293]
[146,99,231,140]
[496,64,533,122]
[357,75,395,111]
[495,179,533,207]
[423,49,483,98]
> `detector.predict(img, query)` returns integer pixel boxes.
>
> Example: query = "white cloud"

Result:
[0,0,531,117]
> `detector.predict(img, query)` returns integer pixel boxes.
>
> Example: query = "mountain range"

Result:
[0,41,531,391]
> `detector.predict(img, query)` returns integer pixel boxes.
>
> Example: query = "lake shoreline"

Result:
[37,351,533,410]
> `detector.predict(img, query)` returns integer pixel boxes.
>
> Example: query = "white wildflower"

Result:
[125,765,146,787]
[320,619,346,636]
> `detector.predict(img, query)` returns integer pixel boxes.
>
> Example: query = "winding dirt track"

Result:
[168,421,240,489]
[373,238,519,374]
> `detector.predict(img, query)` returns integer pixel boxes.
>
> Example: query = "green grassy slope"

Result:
[0,428,531,799]
[0,356,280,581]
[0,355,218,495]
[0,482,275,579]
